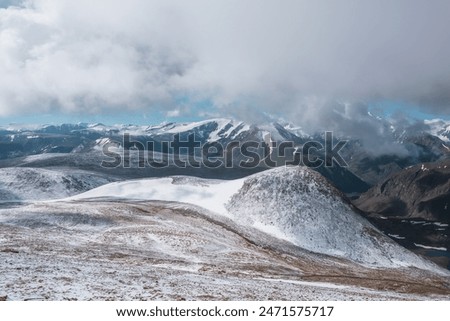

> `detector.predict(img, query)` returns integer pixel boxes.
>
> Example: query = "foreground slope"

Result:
[1,200,449,300]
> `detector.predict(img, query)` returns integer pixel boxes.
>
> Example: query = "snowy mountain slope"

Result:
[1,200,449,300]
[0,118,308,155]
[226,167,440,270]
[139,118,304,142]
[71,166,445,272]
[0,168,116,201]
[425,119,450,142]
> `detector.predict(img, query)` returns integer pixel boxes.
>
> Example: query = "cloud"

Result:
[0,0,197,116]
[166,109,180,118]
[1,0,450,122]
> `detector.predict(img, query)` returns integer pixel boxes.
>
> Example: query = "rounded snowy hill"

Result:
[74,166,443,271]
[226,166,436,268]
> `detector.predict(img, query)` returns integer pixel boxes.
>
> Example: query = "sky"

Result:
[1,0,450,130]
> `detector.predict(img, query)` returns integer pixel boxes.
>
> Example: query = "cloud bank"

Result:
[1,0,450,124]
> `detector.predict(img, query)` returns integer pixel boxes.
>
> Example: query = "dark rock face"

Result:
[354,159,450,223]
[353,160,450,270]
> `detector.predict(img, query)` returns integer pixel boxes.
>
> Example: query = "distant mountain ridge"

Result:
[1,117,449,193]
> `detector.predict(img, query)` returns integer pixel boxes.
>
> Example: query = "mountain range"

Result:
[2,117,449,189]
[0,117,449,300]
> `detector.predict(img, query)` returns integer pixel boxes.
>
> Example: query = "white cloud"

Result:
[0,0,196,116]
[1,0,450,120]
[166,109,180,118]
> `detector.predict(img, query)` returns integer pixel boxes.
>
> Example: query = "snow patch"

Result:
[72,176,246,218]
[388,234,406,240]
[414,244,447,251]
